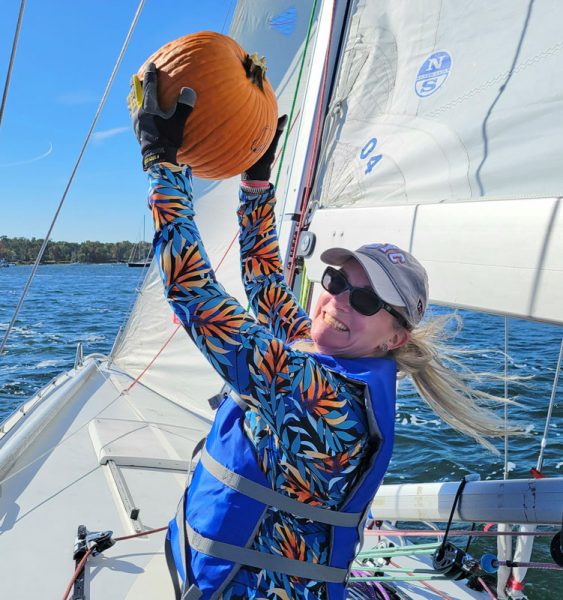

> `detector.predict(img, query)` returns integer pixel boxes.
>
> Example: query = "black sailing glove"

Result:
[128,62,197,171]
[242,114,288,182]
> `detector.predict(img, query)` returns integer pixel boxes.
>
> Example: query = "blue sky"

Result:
[0,0,235,242]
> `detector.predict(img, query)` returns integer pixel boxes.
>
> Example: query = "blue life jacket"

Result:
[165,354,396,600]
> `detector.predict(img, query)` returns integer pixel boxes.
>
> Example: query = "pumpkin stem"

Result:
[243,52,267,92]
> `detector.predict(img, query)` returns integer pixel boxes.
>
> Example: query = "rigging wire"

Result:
[503,317,510,479]
[273,0,320,193]
[0,0,26,130]
[220,0,237,35]
[0,0,146,357]
[536,336,563,471]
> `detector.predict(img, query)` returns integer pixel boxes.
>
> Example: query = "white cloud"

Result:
[92,126,130,142]
[0,143,53,167]
[58,90,98,105]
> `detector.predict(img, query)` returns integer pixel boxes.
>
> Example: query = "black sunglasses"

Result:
[321,266,410,329]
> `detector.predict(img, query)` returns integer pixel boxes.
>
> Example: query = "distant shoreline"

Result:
[2,260,132,265]
[0,237,151,265]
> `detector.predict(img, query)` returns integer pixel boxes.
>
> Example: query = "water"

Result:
[0,264,143,413]
[1,264,561,597]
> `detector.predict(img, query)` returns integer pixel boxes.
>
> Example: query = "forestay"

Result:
[306,0,563,323]
[112,1,324,415]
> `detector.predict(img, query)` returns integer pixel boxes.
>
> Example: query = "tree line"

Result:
[0,236,152,264]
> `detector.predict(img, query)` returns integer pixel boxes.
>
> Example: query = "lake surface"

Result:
[1,263,561,597]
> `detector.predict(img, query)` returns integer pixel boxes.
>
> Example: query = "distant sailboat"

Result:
[127,215,152,267]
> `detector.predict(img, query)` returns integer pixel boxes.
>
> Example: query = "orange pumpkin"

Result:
[138,31,278,180]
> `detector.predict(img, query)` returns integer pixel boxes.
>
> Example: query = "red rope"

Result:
[364,529,553,538]
[126,323,181,392]
[61,525,168,599]
[114,525,168,542]
[478,576,498,599]
[61,547,94,600]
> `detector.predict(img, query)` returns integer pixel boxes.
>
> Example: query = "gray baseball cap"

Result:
[320,243,429,328]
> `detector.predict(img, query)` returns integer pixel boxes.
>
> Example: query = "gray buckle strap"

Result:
[181,585,202,600]
[187,524,347,583]
[175,494,189,593]
[201,447,362,527]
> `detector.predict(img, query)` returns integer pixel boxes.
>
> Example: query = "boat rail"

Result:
[0,354,106,447]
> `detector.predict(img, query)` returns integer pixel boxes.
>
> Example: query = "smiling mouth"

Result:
[323,312,349,332]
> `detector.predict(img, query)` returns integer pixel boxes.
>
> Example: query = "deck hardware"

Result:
[551,530,563,567]
[431,541,478,580]
[296,231,316,258]
[72,525,87,600]
[72,525,115,599]
[74,342,84,368]
[107,459,143,532]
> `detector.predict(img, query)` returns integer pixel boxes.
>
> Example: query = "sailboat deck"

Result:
[0,356,490,599]
[0,357,211,598]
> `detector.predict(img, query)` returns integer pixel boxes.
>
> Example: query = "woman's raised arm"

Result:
[238,183,311,344]
[237,116,311,344]
[129,66,369,474]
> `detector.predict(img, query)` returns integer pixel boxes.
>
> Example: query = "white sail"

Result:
[304,0,563,323]
[112,1,325,414]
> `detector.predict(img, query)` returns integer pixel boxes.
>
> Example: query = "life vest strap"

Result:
[201,446,363,527]
[186,524,348,583]
[165,534,183,599]
[181,585,203,599]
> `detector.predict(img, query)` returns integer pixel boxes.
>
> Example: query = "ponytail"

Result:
[391,314,523,453]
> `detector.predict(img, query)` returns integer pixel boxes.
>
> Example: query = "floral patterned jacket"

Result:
[149,164,375,599]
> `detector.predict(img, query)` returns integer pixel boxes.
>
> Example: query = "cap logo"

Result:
[367,243,406,264]
[417,299,424,315]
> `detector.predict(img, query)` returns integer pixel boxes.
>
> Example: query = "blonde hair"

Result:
[391,313,522,453]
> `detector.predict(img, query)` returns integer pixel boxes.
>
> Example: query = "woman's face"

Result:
[310,259,405,358]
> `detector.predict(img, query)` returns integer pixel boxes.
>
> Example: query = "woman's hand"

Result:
[242,114,288,183]
[128,63,197,171]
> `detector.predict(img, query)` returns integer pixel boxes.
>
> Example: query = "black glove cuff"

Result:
[142,147,178,171]
[241,169,270,182]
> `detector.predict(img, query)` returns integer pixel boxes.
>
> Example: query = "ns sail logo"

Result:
[415,51,452,98]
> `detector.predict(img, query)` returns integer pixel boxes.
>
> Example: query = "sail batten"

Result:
[307,196,562,324]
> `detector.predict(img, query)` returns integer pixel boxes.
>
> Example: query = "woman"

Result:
[129,65,512,600]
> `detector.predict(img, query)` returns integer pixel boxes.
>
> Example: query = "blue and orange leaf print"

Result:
[305,442,363,475]
[298,361,347,419]
[272,522,310,562]
[279,462,326,506]
[253,283,311,342]
[162,241,212,294]
[148,165,375,599]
